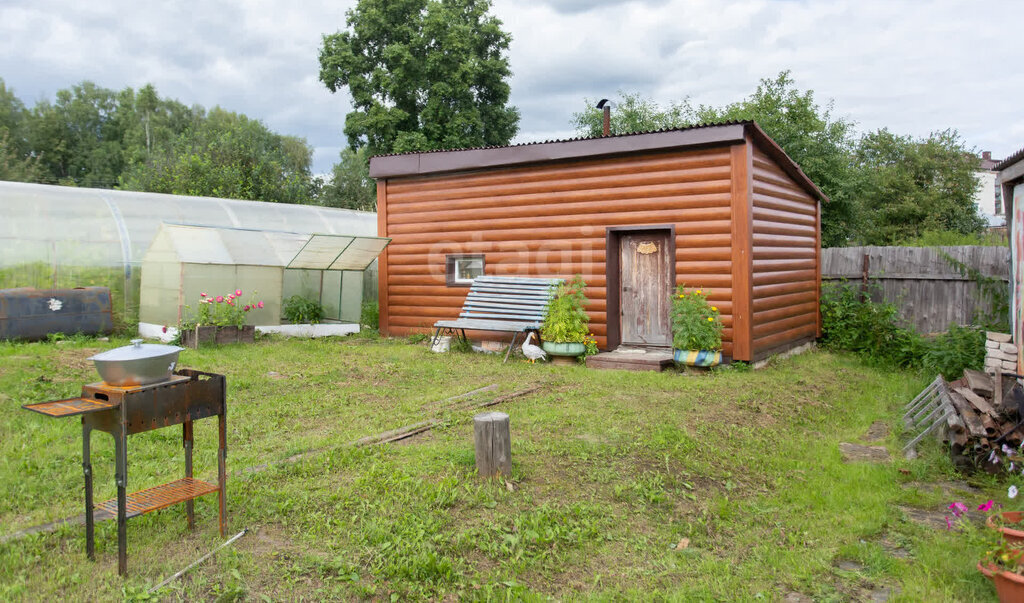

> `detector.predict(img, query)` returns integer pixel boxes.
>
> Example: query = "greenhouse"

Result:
[139,224,388,336]
[0,181,380,331]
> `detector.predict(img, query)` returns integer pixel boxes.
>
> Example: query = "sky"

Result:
[1,0,1022,176]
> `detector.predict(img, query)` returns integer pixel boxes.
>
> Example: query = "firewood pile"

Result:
[944,368,1024,470]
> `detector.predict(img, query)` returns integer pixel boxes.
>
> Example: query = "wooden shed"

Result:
[369,121,826,362]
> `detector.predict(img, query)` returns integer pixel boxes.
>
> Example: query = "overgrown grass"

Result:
[0,335,1006,600]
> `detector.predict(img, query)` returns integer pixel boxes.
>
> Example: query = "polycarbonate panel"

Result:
[2,181,377,322]
[329,237,390,270]
[287,235,355,269]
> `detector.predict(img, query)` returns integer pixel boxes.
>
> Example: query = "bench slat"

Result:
[434,276,562,336]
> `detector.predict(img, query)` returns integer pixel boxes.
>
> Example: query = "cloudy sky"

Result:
[1,0,1022,175]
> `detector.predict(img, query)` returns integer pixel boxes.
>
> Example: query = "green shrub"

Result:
[361,301,379,329]
[820,282,924,368]
[541,275,590,343]
[670,285,723,351]
[821,282,986,378]
[282,295,324,324]
[922,324,986,379]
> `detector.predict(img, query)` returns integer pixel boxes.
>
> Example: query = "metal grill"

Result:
[22,369,227,576]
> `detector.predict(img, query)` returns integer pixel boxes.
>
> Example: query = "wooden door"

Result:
[620,232,671,346]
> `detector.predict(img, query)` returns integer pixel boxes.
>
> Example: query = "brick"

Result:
[1004,361,1018,371]
[988,332,1013,343]
[1002,343,1019,355]
[987,340,1001,349]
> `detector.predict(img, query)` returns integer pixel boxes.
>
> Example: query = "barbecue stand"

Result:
[23,369,227,576]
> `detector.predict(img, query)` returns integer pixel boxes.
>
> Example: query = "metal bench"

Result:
[432,276,562,362]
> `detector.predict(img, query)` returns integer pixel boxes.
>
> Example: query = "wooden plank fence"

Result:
[821,246,1009,334]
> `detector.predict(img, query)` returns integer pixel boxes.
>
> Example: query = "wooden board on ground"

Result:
[953,386,998,418]
[964,369,994,397]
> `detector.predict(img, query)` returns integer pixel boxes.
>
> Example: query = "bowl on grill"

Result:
[88,339,184,386]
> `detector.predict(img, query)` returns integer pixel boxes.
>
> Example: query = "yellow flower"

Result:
[707,317,713,322]
[711,306,718,312]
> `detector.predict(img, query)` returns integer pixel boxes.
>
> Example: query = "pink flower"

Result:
[200,292,207,297]
[979,500,994,512]
[948,502,968,517]
[244,305,251,311]
[945,516,954,530]
[227,300,234,306]
[162,325,168,333]
[216,296,224,303]
[257,301,264,309]
[228,294,235,300]
[235,289,242,296]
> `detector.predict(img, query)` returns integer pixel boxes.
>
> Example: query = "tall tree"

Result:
[319,146,377,211]
[570,73,859,246]
[119,107,316,204]
[695,72,858,247]
[318,0,519,156]
[571,92,692,137]
[852,129,984,244]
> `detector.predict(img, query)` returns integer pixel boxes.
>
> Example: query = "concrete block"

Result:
[988,332,1013,343]
[987,340,1001,349]
[1004,361,1018,371]
[1002,343,1019,355]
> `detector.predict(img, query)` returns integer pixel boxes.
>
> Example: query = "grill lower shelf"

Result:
[94,478,219,520]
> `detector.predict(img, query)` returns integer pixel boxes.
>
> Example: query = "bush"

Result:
[360,301,379,330]
[820,282,985,377]
[820,282,925,368]
[670,286,723,351]
[282,295,324,324]
[541,275,590,343]
[923,324,986,380]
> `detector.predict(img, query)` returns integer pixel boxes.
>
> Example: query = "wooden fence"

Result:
[821,246,1009,334]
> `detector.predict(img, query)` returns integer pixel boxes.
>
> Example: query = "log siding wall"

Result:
[749,146,821,360]
[377,139,822,362]
[379,147,737,356]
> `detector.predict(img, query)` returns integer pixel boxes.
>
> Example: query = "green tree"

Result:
[318,0,519,156]
[852,128,984,244]
[570,73,860,247]
[319,146,376,211]
[571,91,692,137]
[120,107,316,204]
[695,72,858,247]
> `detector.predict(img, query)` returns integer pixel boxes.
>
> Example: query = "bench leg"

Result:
[504,332,521,363]
[430,327,442,347]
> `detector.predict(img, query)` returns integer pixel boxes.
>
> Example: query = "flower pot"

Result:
[989,512,1024,544]
[993,568,1024,602]
[541,341,586,357]
[980,560,997,582]
[673,349,721,367]
[181,325,217,349]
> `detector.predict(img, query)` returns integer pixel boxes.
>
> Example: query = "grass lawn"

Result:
[0,334,1007,601]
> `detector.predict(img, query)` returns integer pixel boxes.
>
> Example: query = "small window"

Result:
[446,254,484,286]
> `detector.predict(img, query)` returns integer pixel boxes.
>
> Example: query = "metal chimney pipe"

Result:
[596,99,612,137]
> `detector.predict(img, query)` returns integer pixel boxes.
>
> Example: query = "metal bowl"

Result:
[88,339,184,386]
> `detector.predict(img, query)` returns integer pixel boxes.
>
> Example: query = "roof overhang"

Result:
[369,121,828,203]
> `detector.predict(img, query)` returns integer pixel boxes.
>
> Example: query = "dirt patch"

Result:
[862,421,889,442]
[900,480,979,498]
[839,442,891,463]
[245,523,298,558]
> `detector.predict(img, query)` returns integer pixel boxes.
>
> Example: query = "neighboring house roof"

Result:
[995,147,1024,172]
[369,120,829,203]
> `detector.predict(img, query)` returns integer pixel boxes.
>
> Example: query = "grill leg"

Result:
[83,421,94,561]
[113,430,127,576]
[217,408,227,538]
[183,420,194,531]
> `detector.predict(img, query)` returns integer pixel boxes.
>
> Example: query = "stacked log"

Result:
[944,368,1024,469]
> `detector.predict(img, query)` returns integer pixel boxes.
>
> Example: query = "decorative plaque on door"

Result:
[637,242,657,254]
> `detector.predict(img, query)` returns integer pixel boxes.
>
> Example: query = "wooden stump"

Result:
[474,411,511,479]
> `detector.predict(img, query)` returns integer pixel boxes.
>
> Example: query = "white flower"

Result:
[1004,444,1015,455]
[1011,485,1019,499]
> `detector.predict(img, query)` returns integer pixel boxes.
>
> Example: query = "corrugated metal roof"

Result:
[995,147,1024,172]
[370,119,751,158]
